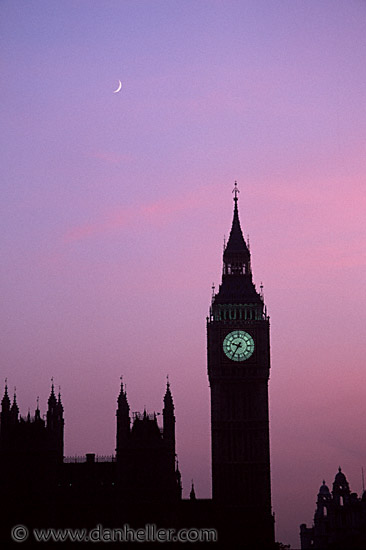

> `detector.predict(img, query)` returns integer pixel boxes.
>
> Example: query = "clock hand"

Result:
[231,342,242,357]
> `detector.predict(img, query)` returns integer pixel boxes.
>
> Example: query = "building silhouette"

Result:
[0,187,275,549]
[115,378,182,503]
[207,182,274,547]
[0,382,64,493]
[300,468,366,549]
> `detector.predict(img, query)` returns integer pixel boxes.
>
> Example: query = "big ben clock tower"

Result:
[207,183,274,548]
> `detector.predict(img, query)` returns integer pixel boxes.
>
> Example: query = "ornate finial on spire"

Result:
[48,379,57,406]
[232,180,240,204]
[164,376,174,409]
[212,283,215,297]
[36,396,40,409]
[1,379,11,409]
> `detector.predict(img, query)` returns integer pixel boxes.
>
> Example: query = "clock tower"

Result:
[207,183,274,547]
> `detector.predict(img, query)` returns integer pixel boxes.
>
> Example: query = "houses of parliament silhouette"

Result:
[0,185,276,548]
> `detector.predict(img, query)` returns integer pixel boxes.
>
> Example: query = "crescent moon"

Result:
[113,80,122,93]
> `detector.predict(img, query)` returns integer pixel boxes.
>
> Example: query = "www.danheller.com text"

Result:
[11,524,218,543]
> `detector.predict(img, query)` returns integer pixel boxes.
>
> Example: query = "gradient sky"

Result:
[1,1,366,546]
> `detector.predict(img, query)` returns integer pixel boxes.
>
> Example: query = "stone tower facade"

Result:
[207,183,274,547]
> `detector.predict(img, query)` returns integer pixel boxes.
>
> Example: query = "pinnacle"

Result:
[224,194,249,255]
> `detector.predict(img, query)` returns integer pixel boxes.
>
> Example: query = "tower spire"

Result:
[163,378,175,462]
[1,380,11,411]
[116,376,130,459]
[210,182,266,307]
[57,388,64,417]
[10,387,19,422]
[224,181,247,256]
[164,376,174,409]
[218,181,256,292]
[48,378,57,408]
[35,395,41,421]
[117,376,129,407]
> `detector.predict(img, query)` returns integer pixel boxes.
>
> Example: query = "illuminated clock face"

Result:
[223,330,255,362]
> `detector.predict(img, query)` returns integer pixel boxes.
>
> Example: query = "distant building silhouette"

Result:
[0,188,276,549]
[300,467,366,549]
[116,379,182,502]
[0,380,188,545]
[0,382,64,492]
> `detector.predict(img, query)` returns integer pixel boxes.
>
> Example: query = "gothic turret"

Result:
[35,397,41,422]
[10,390,19,425]
[163,378,175,447]
[0,382,11,442]
[46,381,64,463]
[163,377,176,477]
[1,382,11,414]
[57,391,63,416]
[116,378,130,460]
[47,382,57,425]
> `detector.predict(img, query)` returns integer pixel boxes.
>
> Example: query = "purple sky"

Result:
[1,1,366,546]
